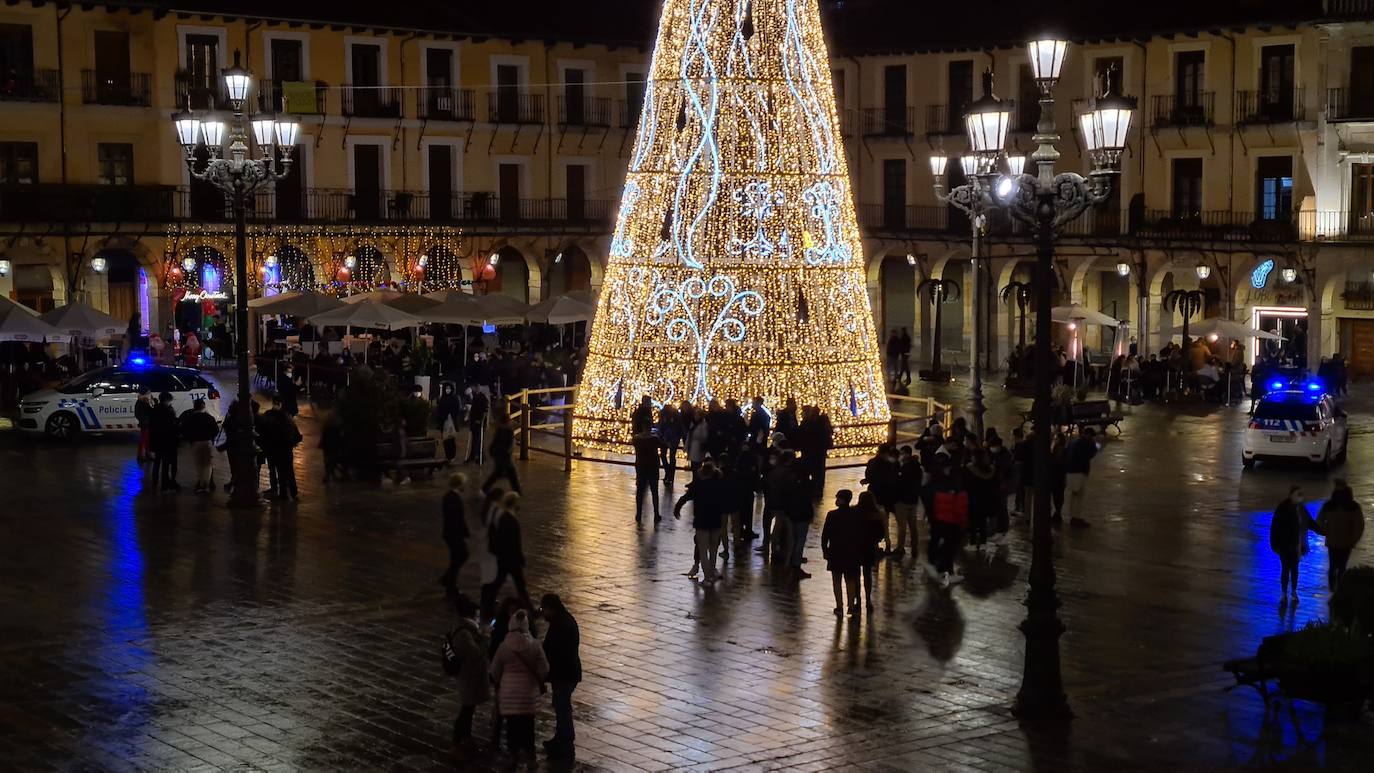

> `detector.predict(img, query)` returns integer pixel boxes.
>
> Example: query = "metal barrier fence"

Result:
[499,386,955,472]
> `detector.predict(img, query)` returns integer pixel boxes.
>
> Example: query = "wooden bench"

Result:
[376,436,446,481]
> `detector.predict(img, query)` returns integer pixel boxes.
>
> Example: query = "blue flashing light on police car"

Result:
[1270,380,1285,391]
[1305,381,1322,392]
[128,356,148,367]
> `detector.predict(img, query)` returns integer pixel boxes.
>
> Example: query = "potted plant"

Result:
[1270,621,1374,706]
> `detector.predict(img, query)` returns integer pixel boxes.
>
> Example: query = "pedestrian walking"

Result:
[134,388,154,464]
[1271,486,1316,603]
[481,491,531,617]
[862,444,899,553]
[784,471,815,581]
[1062,428,1098,528]
[893,446,923,557]
[1316,480,1364,592]
[855,491,884,609]
[539,593,582,760]
[927,462,968,587]
[488,609,549,766]
[438,473,470,595]
[758,450,793,560]
[821,490,863,617]
[446,594,489,750]
[964,450,996,550]
[482,410,521,494]
[1010,427,1029,516]
[632,429,661,523]
[259,395,302,500]
[148,391,181,491]
[464,387,489,464]
[657,402,683,486]
[179,399,219,494]
[435,382,464,463]
[320,410,346,483]
[674,461,727,581]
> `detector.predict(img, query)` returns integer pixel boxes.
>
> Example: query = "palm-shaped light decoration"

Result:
[1001,280,1032,351]
[918,277,961,379]
[1163,289,1206,349]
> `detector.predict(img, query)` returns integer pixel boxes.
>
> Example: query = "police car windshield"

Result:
[1254,398,1318,421]
[58,369,111,394]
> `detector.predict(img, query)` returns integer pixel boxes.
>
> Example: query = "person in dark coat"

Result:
[854,491,885,610]
[438,474,469,595]
[1270,486,1316,603]
[747,396,771,446]
[821,489,863,616]
[963,449,997,550]
[448,594,489,748]
[147,391,181,491]
[464,387,489,464]
[656,402,684,486]
[862,444,899,553]
[674,462,728,581]
[630,395,655,435]
[481,492,530,618]
[632,429,661,523]
[179,398,220,494]
[435,382,464,462]
[1317,480,1365,591]
[893,446,923,557]
[540,593,582,760]
[481,411,520,494]
[774,397,799,446]
[258,395,302,500]
[134,388,154,465]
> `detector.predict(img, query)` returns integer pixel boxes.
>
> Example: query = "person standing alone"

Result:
[1063,428,1099,528]
[633,429,661,523]
[540,593,582,760]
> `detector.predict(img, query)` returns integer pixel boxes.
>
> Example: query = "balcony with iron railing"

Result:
[1327,0,1374,17]
[416,87,475,121]
[488,93,545,124]
[342,86,404,119]
[859,106,916,136]
[257,79,329,115]
[1137,210,1295,241]
[0,184,176,222]
[1235,88,1305,123]
[1151,93,1215,127]
[1298,210,1374,241]
[0,69,60,103]
[856,202,1122,240]
[556,96,612,127]
[80,70,151,107]
[618,99,644,129]
[923,104,966,136]
[1327,87,1374,122]
[174,71,230,111]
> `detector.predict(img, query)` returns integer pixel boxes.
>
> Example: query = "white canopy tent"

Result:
[248,291,345,317]
[525,293,595,325]
[0,296,59,342]
[308,301,421,330]
[471,294,531,325]
[1166,317,1284,342]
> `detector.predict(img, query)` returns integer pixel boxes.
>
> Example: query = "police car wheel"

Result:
[1242,457,1255,469]
[46,411,80,440]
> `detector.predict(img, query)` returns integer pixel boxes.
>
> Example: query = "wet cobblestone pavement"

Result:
[3,377,1374,771]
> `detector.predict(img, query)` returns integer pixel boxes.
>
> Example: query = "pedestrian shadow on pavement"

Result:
[959,545,1021,598]
[911,587,965,664]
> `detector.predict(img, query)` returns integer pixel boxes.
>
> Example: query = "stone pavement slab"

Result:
[1,380,1373,770]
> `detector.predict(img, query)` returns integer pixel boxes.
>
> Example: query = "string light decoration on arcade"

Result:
[574,0,890,451]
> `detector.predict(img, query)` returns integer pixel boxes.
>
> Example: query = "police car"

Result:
[1242,380,1348,469]
[17,360,223,440]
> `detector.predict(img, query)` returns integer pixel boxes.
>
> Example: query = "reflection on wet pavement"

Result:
[2,380,1373,770]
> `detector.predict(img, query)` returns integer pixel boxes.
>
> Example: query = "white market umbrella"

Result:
[343,288,403,305]
[38,303,123,339]
[249,291,345,317]
[472,293,531,325]
[1051,304,1121,327]
[0,296,59,342]
[308,300,421,330]
[384,292,442,315]
[526,293,595,325]
[419,292,483,325]
[1167,317,1284,342]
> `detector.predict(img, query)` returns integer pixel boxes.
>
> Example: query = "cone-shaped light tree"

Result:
[575,0,890,450]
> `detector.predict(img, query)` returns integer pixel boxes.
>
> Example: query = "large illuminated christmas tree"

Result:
[575,0,890,451]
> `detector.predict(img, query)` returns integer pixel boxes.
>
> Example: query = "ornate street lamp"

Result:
[171,49,299,508]
[934,38,1136,719]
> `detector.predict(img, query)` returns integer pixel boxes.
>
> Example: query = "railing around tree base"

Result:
[499,386,955,472]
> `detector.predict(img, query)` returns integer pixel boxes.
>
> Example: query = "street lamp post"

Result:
[929,40,1136,719]
[171,51,299,508]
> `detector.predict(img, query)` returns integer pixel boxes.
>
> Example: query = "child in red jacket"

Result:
[927,463,968,587]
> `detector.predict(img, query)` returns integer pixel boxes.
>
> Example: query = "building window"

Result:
[1171,158,1203,219]
[0,142,38,183]
[1015,63,1039,132]
[624,71,645,127]
[881,159,906,229]
[1255,156,1293,221]
[1259,44,1295,119]
[97,143,133,185]
[1175,50,1205,116]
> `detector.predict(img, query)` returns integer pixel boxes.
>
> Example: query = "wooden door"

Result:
[93,30,130,103]
[499,163,520,222]
[276,143,304,220]
[565,164,585,221]
[497,64,520,121]
[883,64,906,130]
[352,144,381,220]
[1346,319,1374,381]
[428,144,453,220]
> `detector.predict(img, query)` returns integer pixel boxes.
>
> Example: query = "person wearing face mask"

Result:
[1270,486,1317,604]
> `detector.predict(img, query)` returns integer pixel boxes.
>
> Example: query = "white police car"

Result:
[17,360,223,439]
[1242,381,1348,469]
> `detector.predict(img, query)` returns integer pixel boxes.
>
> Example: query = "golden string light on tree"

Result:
[574,0,890,451]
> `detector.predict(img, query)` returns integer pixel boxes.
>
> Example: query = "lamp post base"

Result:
[918,370,952,383]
